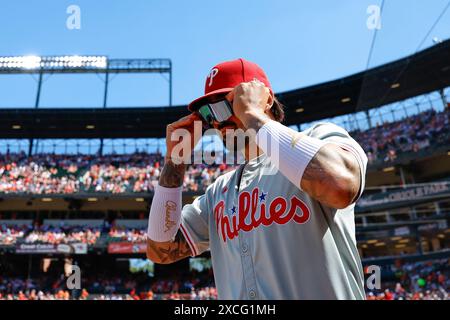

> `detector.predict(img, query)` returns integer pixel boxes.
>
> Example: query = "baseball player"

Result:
[147,58,368,300]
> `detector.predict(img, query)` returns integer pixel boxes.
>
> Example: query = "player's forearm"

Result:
[240,111,270,132]
[146,230,192,264]
[300,144,361,209]
[147,169,183,243]
[159,159,186,188]
[146,161,192,264]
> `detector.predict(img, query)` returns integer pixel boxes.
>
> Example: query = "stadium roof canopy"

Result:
[1,40,449,139]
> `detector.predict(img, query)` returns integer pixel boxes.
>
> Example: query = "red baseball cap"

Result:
[188,58,272,111]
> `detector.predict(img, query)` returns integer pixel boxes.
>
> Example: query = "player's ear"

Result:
[265,91,274,113]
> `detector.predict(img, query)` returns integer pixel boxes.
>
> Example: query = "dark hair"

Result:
[270,96,285,123]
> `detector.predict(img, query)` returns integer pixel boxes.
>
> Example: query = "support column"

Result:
[385,211,393,223]
[399,166,406,186]
[35,72,43,108]
[439,89,448,109]
[361,215,368,227]
[410,207,417,220]
[434,201,442,215]
[169,61,173,106]
[29,71,44,156]
[99,70,109,156]
[415,226,423,255]
[365,110,372,129]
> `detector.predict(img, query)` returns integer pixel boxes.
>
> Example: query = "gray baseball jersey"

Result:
[180,122,368,300]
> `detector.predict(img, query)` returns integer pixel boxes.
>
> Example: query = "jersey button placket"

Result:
[236,170,258,300]
[238,236,258,299]
[241,242,248,254]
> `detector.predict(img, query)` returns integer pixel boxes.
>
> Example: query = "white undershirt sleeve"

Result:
[147,183,182,242]
[256,120,326,189]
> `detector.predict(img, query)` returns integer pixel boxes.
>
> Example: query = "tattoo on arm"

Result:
[301,144,360,208]
[301,150,332,202]
[147,230,192,264]
[159,160,186,188]
[301,154,327,182]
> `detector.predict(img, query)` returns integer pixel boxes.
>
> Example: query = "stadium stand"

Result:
[0,42,449,300]
[0,106,448,195]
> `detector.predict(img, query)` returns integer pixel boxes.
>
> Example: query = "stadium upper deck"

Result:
[0,39,449,139]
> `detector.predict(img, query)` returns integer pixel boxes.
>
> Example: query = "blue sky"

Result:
[0,0,449,109]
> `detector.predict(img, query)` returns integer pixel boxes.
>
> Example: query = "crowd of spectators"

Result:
[0,151,232,194]
[108,226,147,243]
[0,224,31,245]
[0,287,218,300]
[0,259,447,300]
[1,222,149,246]
[0,152,163,194]
[24,225,101,245]
[352,107,449,164]
[0,270,217,300]
[366,259,449,300]
[0,107,448,195]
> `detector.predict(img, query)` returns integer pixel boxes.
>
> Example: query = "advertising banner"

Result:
[107,242,146,254]
[15,243,88,254]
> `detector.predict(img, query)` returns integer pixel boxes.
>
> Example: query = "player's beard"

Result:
[222,131,252,165]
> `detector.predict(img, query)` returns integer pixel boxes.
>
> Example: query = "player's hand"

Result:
[226,79,273,130]
[165,113,202,164]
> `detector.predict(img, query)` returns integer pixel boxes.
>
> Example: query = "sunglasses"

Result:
[197,99,233,129]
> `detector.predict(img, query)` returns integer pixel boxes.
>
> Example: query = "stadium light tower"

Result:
[0,55,173,155]
[0,55,173,107]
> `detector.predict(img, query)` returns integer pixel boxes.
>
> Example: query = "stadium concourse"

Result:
[0,44,450,300]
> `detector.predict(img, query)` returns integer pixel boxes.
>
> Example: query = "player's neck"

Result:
[244,143,263,162]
